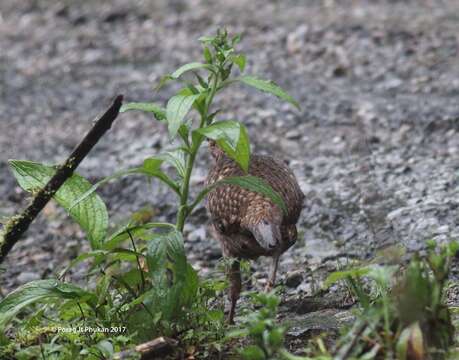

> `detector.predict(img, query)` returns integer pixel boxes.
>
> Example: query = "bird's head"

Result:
[250,219,281,252]
[242,206,284,253]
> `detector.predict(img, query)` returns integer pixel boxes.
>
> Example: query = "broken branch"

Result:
[0,95,123,264]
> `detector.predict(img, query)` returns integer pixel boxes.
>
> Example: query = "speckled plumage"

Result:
[205,142,304,322]
[206,153,304,257]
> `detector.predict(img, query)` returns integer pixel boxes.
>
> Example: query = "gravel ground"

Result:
[1,0,459,342]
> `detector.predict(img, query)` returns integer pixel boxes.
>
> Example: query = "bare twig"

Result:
[114,337,179,360]
[0,95,123,264]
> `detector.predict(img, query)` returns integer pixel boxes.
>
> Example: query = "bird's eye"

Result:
[215,220,225,233]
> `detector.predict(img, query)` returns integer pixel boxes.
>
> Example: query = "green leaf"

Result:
[231,54,246,72]
[196,121,251,172]
[226,328,249,338]
[196,120,240,147]
[195,72,209,89]
[324,267,370,288]
[95,274,111,306]
[239,75,300,109]
[146,234,169,285]
[9,160,108,249]
[155,74,174,91]
[96,340,114,358]
[143,158,164,173]
[171,62,215,78]
[220,124,250,172]
[232,34,242,46]
[140,159,181,194]
[120,102,166,121]
[158,149,187,179]
[203,47,213,63]
[119,268,144,287]
[0,280,96,330]
[268,327,284,348]
[58,250,107,278]
[191,175,287,215]
[108,248,144,263]
[199,36,215,44]
[147,230,186,279]
[145,230,199,322]
[68,161,179,211]
[221,176,286,214]
[103,222,175,250]
[241,345,265,360]
[69,157,175,206]
[166,94,200,138]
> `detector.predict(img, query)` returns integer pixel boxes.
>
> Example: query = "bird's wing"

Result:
[249,155,304,224]
[206,157,246,226]
[206,154,304,251]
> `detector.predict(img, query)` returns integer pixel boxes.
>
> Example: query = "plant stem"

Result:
[176,148,197,232]
[203,74,219,125]
[176,73,219,233]
[128,229,146,293]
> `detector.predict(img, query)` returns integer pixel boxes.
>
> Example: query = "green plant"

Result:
[229,241,457,360]
[0,29,299,358]
[325,240,458,359]
[237,292,286,359]
[230,292,332,360]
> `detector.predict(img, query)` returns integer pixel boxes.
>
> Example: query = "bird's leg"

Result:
[265,253,280,292]
[228,258,241,324]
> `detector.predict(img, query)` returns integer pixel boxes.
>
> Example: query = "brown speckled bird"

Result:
[206,141,304,323]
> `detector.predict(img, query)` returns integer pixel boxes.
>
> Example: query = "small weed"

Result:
[328,240,458,359]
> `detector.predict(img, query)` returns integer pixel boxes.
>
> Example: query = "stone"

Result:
[285,270,304,288]
[17,271,41,284]
[286,24,308,54]
[187,226,206,243]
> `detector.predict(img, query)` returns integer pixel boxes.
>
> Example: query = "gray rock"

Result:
[187,226,207,243]
[285,270,303,288]
[436,225,450,235]
[17,271,41,284]
[286,310,350,338]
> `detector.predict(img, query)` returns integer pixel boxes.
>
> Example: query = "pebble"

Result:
[285,129,302,140]
[286,24,308,54]
[187,226,207,243]
[436,225,450,235]
[285,271,304,288]
[17,271,41,284]
[387,207,408,221]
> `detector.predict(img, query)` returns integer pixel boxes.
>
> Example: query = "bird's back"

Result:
[206,154,304,235]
